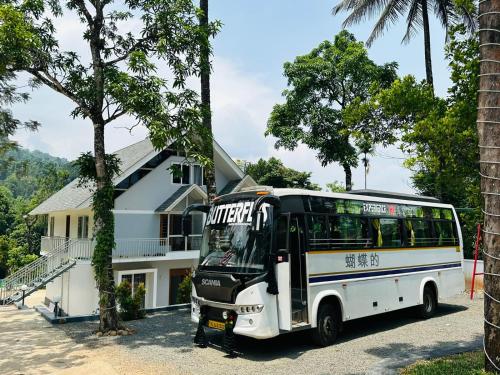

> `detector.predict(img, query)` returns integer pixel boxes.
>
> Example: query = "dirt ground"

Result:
[0,291,484,375]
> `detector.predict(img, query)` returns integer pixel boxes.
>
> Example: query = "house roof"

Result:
[30,138,247,215]
[218,179,242,196]
[30,139,156,215]
[155,184,207,212]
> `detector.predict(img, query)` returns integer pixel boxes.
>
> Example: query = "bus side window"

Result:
[373,218,401,248]
[406,219,432,247]
[332,216,371,249]
[433,220,456,246]
[307,215,328,250]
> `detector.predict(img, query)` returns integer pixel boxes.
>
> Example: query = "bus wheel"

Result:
[311,304,339,347]
[418,285,437,319]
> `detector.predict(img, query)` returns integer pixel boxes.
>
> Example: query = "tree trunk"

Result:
[93,122,120,332]
[421,0,434,88]
[199,0,217,202]
[478,1,500,372]
[89,4,120,331]
[343,164,352,191]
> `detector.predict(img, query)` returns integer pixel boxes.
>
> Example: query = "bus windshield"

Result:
[198,199,272,274]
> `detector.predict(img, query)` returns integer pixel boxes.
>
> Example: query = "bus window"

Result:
[373,218,402,248]
[406,219,433,247]
[330,216,371,249]
[434,220,457,246]
[307,215,329,250]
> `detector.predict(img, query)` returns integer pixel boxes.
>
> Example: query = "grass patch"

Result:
[401,351,495,375]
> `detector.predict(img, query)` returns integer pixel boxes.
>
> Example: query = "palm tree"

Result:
[199,0,217,201]
[333,0,476,88]
[477,1,500,371]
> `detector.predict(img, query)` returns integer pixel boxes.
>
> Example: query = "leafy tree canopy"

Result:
[370,26,480,256]
[244,157,321,191]
[266,30,398,190]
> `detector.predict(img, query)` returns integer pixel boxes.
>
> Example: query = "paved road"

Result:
[0,293,484,375]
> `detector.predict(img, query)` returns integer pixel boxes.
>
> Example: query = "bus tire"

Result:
[417,285,437,319]
[311,303,339,347]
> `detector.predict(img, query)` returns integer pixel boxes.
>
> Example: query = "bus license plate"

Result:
[207,320,225,331]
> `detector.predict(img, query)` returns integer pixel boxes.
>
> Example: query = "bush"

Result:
[115,280,146,321]
[176,272,192,304]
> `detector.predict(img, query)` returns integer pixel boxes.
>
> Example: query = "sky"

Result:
[11,0,454,193]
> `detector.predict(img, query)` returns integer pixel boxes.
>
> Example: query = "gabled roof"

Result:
[218,175,257,196]
[155,184,206,212]
[30,139,155,215]
[30,138,246,215]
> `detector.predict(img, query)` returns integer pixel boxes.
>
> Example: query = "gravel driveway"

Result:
[1,293,483,375]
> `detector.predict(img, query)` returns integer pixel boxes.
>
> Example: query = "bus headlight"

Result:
[238,304,264,314]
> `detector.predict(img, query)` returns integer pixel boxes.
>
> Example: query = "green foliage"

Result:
[245,157,321,190]
[6,244,38,274]
[326,181,346,193]
[115,280,146,321]
[176,272,192,304]
[401,350,492,375]
[0,147,73,277]
[266,30,398,189]
[333,0,476,47]
[372,26,480,257]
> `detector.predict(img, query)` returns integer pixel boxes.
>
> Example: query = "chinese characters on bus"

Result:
[345,252,379,269]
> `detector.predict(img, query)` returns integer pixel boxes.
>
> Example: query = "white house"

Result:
[3,138,256,316]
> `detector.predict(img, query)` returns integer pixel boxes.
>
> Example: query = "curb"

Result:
[35,303,190,324]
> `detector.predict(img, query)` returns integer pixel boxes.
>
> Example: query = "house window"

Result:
[171,163,190,184]
[169,214,185,251]
[120,273,146,308]
[49,216,55,237]
[77,216,89,239]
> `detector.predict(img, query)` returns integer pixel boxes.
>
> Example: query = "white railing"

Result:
[41,236,201,260]
[0,239,77,303]
[41,236,68,254]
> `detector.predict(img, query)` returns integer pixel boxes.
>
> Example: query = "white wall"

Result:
[113,258,197,308]
[114,213,160,239]
[45,262,99,316]
[464,259,484,290]
[47,208,94,239]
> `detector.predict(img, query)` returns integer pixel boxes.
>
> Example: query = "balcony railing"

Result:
[41,236,202,261]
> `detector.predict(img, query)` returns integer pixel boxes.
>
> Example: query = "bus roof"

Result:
[234,187,453,209]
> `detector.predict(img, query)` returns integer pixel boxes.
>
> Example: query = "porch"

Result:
[40,235,202,262]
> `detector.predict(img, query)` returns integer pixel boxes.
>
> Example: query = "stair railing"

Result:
[0,238,79,303]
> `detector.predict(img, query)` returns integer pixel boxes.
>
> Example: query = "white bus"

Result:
[187,188,464,347]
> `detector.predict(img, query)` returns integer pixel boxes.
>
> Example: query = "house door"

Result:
[65,215,71,238]
[169,268,190,305]
[289,214,308,324]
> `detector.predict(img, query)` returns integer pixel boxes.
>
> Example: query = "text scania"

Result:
[201,279,221,287]
[207,201,255,225]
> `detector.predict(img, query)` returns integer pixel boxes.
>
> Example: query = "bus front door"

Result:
[290,214,308,325]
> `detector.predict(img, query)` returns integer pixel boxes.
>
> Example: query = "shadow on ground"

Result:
[56,302,474,364]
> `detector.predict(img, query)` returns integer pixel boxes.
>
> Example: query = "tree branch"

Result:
[104,39,147,66]
[27,69,92,118]
[72,0,93,25]
[104,108,126,124]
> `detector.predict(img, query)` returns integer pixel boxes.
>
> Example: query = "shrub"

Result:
[115,280,146,321]
[176,272,192,304]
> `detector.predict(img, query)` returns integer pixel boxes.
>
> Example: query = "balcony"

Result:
[40,236,201,262]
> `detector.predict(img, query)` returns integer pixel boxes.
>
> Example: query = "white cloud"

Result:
[10,24,415,193]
